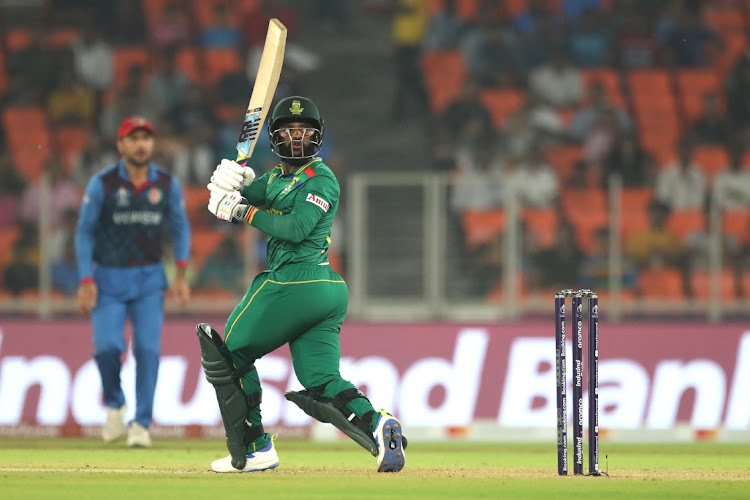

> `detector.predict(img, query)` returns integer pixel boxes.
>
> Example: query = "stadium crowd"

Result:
[0,0,749,306]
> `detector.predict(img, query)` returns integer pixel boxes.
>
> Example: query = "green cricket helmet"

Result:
[268,96,324,163]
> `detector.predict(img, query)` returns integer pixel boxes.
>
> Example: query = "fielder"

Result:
[76,116,191,447]
[200,96,407,473]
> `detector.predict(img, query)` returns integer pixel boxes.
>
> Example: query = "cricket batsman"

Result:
[75,116,191,447]
[200,96,407,473]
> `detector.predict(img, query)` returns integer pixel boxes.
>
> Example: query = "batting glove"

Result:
[210,159,256,192]
[207,183,248,223]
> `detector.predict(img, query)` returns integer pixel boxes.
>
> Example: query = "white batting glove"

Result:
[207,182,248,223]
[210,159,256,192]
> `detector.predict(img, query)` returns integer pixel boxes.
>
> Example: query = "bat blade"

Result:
[235,18,287,166]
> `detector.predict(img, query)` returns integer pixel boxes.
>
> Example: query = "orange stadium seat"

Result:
[461,209,505,250]
[744,271,750,298]
[141,0,175,27]
[204,48,243,87]
[719,32,747,75]
[703,6,745,32]
[0,52,6,95]
[628,69,672,97]
[561,188,608,253]
[421,50,466,113]
[621,187,654,212]
[546,145,582,182]
[191,229,226,269]
[54,126,91,171]
[480,89,523,128]
[113,47,150,88]
[183,186,213,227]
[722,209,750,245]
[581,68,624,108]
[175,47,201,84]
[0,227,20,269]
[676,69,722,122]
[522,208,557,248]
[6,28,32,51]
[44,28,82,48]
[2,106,50,181]
[667,209,706,242]
[693,145,729,181]
[637,267,685,300]
[427,0,480,20]
[690,268,737,301]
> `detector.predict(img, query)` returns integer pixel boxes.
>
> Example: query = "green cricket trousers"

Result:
[223,263,375,451]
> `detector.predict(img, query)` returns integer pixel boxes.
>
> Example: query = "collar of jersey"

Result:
[278,158,321,177]
[117,159,158,183]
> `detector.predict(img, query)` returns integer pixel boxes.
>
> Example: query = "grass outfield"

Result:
[0,439,748,499]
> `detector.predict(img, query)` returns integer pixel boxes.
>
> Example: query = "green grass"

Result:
[0,439,748,499]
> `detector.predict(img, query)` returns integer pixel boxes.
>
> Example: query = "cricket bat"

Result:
[235,18,287,167]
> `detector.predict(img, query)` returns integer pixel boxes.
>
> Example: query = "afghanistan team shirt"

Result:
[240,158,338,271]
[75,161,191,280]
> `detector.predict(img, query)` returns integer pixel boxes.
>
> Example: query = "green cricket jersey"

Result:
[240,158,338,271]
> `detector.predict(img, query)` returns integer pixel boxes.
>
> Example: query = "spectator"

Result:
[522,90,564,139]
[528,221,585,290]
[194,235,244,293]
[661,8,722,67]
[581,227,638,290]
[5,28,58,98]
[440,80,494,146]
[655,141,706,210]
[99,77,157,143]
[0,74,40,108]
[48,209,79,264]
[529,50,583,108]
[568,8,613,67]
[568,81,631,141]
[201,3,242,48]
[614,9,662,68]
[625,200,682,270]
[150,2,191,49]
[313,0,351,34]
[51,238,79,294]
[602,134,656,188]
[0,153,26,228]
[19,159,81,227]
[46,69,96,126]
[513,0,564,67]
[71,130,118,187]
[147,49,191,116]
[689,92,730,145]
[462,22,524,88]
[724,55,750,137]
[450,141,505,212]
[563,0,603,21]
[3,223,39,296]
[497,110,537,160]
[712,146,750,210]
[389,0,430,121]
[423,0,465,51]
[105,0,147,45]
[506,144,559,208]
[582,108,621,170]
[242,0,299,48]
[70,25,113,92]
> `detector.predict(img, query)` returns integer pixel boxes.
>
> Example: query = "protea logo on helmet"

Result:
[289,100,304,115]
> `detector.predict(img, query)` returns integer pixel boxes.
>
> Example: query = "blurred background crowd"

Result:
[0,0,749,318]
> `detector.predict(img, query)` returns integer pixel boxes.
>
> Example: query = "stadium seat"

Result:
[561,188,608,253]
[54,127,91,171]
[690,268,737,301]
[426,0,480,20]
[522,208,558,248]
[621,187,654,212]
[6,28,32,51]
[191,229,226,269]
[1,106,50,181]
[44,28,82,48]
[581,68,625,108]
[676,69,722,122]
[113,47,150,88]
[421,50,466,113]
[693,145,729,181]
[141,0,175,28]
[719,33,747,75]
[461,209,505,250]
[175,47,201,84]
[703,6,745,32]
[480,89,523,128]
[545,145,582,182]
[0,52,6,95]
[722,209,750,245]
[204,48,243,87]
[628,69,672,98]
[667,209,706,243]
[0,226,20,270]
[637,267,685,300]
[619,187,653,239]
[183,186,213,227]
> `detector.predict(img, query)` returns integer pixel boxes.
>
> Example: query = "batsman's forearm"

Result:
[242,206,319,243]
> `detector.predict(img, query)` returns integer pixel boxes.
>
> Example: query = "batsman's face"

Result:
[275,121,317,157]
[118,129,154,167]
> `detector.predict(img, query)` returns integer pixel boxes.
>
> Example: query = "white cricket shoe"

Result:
[102,404,127,442]
[211,434,279,473]
[127,422,152,448]
[373,410,406,472]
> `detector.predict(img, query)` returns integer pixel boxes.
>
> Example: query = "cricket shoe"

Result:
[102,404,127,442]
[211,434,280,473]
[373,410,406,472]
[127,422,152,448]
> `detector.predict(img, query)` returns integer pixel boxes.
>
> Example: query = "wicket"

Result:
[555,289,600,476]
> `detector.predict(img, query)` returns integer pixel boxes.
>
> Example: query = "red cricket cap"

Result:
[117,116,154,140]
